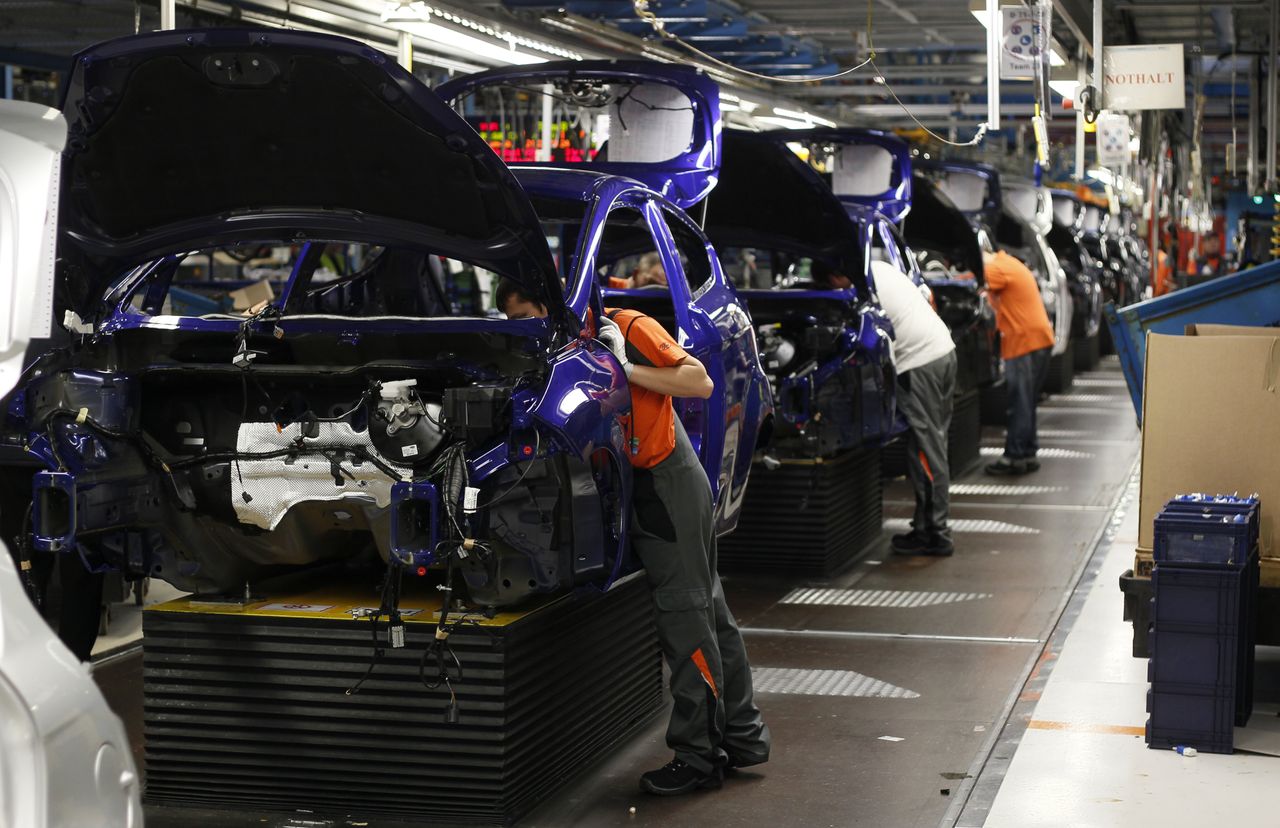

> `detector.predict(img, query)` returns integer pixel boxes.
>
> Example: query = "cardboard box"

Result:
[1134,547,1153,578]
[1140,325,1280,558]
[229,279,274,313]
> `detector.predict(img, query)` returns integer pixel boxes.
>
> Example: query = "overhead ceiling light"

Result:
[379,1,580,62]
[772,107,837,128]
[1049,47,1066,67]
[382,0,428,24]
[754,115,815,130]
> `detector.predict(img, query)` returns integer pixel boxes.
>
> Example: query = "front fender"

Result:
[528,340,630,460]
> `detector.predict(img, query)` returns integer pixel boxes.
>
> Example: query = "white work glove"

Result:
[596,316,633,377]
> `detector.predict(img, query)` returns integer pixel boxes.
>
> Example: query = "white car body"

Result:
[1005,181,1073,357]
[0,99,142,828]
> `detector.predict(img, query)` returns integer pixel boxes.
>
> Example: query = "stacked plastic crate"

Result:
[1146,494,1260,754]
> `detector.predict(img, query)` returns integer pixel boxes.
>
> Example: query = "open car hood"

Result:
[1003,179,1053,236]
[781,128,913,223]
[702,130,866,293]
[57,28,562,321]
[915,160,1002,232]
[435,61,720,210]
[901,173,983,281]
[1049,189,1085,231]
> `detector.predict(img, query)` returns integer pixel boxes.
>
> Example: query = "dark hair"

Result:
[809,259,834,286]
[494,278,543,314]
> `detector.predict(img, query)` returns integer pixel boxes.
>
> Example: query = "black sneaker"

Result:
[924,534,955,557]
[1024,458,1041,472]
[639,758,723,796]
[985,458,1028,476]
[894,533,954,557]
[891,530,929,554]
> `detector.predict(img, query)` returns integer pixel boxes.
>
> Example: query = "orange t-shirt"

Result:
[604,307,690,469]
[984,251,1055,361]
[1154,250,1173,297]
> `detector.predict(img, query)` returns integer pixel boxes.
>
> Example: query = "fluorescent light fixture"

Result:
[1049,47,1065,67]
[754,115,815,130]
[772,107,837,128]
[395,20,546,64]
[738,99,760,113]
[720,101,740,111]
[377,1,581,62]
[382,0,428,24]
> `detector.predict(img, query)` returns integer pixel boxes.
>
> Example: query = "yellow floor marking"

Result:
[1027,720,1146,736]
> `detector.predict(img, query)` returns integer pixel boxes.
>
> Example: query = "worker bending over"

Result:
[813,260,957,556]
[981,247,1056,476]
[496,279,771,796]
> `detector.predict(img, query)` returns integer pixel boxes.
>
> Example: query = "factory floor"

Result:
[90,355,1275,827]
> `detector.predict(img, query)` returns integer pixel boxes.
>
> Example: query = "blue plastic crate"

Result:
[1146,687,1236,754]
[1152,561,1250,628]
[1154,494,1259,567]
[1154,511,1257,566]
[1149,557,1258,727]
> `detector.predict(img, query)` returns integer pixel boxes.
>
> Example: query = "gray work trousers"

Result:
[895,351,957,540]
[630,418,771,774]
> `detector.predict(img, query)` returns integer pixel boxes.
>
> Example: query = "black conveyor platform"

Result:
[719,443,882,574]
[141,574,661,825]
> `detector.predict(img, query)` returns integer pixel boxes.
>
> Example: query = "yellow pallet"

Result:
[146,574,572,628]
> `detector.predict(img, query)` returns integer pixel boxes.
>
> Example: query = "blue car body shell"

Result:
[10,32,765,607]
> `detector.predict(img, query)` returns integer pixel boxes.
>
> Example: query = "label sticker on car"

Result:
[349,607,423,619]
[402,444,419,458]
[257,602,336,613]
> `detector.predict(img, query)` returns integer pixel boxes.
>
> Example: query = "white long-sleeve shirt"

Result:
[869,260,955,374]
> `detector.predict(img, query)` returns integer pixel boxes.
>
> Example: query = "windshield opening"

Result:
[449,79,697,165]
[120,240,512,320]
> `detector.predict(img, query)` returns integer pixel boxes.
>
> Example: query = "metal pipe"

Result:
[1269,0,1278,189]
[160,0,176,29]
[1249,55,1260,192]
[397,31,412,71]
[538,83,553,163]
[1076,54,1086,178]
[1093,0,1104,108]
[987,0,1001,129]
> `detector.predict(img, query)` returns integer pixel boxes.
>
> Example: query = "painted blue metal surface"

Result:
[1105,259,1280,421]
[14,31,771,603]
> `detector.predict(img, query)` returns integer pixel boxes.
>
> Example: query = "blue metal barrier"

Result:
[1105,259,1280,422]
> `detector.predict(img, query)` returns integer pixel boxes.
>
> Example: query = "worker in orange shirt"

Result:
[495,278,771,796]
[1153,237,1174,297]
[981,246,1057,476]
